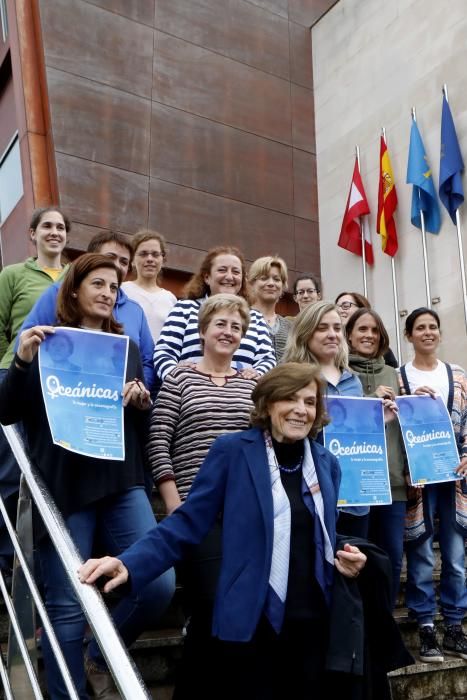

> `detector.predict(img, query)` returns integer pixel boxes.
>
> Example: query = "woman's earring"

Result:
[71,292,77,298]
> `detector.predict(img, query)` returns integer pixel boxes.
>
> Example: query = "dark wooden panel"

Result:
[291,84,315,154]
[0,197,29,265]
[148,178,295,269]
[150,102,293,214]
[293,217,320,276]
[83,0,155,25]
[293,148,317,221]
[154,0,289,79]
[245,0,288,18]
[47,68,151,174]
[55,153,149,233]
[288,0,337,27]
[0,76,17,157]
[38,0,153,98]
[289,21,313,88]
[64,221,125,254]
[153,32,292,144]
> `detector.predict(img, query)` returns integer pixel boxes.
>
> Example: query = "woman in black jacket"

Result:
[0,254,175,700]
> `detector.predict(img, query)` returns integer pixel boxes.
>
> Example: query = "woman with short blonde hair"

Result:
[248,255,291,362]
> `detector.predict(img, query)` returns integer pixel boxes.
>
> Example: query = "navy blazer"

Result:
[120,427,341,642]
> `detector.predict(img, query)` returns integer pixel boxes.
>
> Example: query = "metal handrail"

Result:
[0,481,79,698]
[0,570,43,698]
[1,423,152,699]
[0,642,14,700]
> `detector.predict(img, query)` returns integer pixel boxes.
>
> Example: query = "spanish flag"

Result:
[377,136,398,256]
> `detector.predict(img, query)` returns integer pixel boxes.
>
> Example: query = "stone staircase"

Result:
[0,526,465,698]
[388,543,467,700]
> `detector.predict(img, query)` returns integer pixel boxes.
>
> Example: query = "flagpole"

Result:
[382,128,402,364]
[411,107,432,309]
[443,84,467,331]
[355,145,368,297]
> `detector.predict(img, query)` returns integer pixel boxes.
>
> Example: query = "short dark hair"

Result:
[57,254,123,334]
[293,273,321,295]
[335,291,370,309]
[30,207,71,233]
[87,231,133,264]
[346,308,390,358]
[405,307,440,336]
[250,363,329,438]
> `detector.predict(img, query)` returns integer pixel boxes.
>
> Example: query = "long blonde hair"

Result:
[282,300,348,370]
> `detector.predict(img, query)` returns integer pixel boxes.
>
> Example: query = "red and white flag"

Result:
[338,157,374,265]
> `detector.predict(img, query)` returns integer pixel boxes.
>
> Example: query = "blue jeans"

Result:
[369,501,406,609]
[38,487,176,700]
[405,483,467,625]
[0,368,22,565]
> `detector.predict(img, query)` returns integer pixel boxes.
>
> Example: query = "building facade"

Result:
[0,0,334,304]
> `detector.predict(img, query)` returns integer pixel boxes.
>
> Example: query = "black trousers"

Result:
[175,614,329,700]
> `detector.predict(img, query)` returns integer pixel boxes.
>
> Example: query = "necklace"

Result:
[277,456,303,473]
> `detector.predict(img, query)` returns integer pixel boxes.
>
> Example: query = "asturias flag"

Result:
[377,136,398,256]
[439,95,464,225]
[338,157,374,265]
[406,120,441,233]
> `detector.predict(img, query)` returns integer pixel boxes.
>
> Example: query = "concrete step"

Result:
[389,656,467,700]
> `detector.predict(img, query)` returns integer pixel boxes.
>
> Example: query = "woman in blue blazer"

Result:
[80,363,366,699]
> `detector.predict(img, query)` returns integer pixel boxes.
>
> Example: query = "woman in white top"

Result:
[399,307,467,664]
[122,230,177,343]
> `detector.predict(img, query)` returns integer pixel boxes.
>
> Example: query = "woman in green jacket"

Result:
[346,307,407,608]
[0,206,69,581]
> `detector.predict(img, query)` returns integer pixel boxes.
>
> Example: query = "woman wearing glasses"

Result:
[122,230,177,343]
[292,274,322,313]
[335,292,398,368]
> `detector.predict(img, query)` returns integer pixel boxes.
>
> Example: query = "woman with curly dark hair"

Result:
[153,245,275,381]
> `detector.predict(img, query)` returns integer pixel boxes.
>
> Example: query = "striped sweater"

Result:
[149,366,255,500]
[153,298,276,380]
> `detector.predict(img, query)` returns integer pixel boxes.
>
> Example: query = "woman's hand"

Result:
[158,480,182,515]
[17,326,55,364]
[383,398,398,423]
[414,385,437,398]
[335,543,367,579]
[122,379,152,409]
[239,367,260,380]
[455,455,467,479]
[374,385,395,400]
[78,556,128,593]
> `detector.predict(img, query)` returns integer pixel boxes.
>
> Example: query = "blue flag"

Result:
[439,95,464,224]
[406,120,441,233]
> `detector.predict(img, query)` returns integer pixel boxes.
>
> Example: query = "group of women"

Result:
[0,209,466,698]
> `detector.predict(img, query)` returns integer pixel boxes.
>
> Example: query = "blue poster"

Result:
[38,328,129,460]
[323,396,391,506]
[396,395,461,485]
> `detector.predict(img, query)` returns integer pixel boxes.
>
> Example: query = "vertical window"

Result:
[0,0,7,42]
[0,135,23,224]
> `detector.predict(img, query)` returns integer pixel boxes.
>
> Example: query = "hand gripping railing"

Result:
[1,423,152,699]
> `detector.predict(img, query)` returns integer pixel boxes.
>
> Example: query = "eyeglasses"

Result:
[295,288,318,297]
[337,301,358,311]
[136,251,164,259]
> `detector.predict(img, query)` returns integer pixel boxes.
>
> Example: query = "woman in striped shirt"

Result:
[149,293,256,698]
[153,246,275,381]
